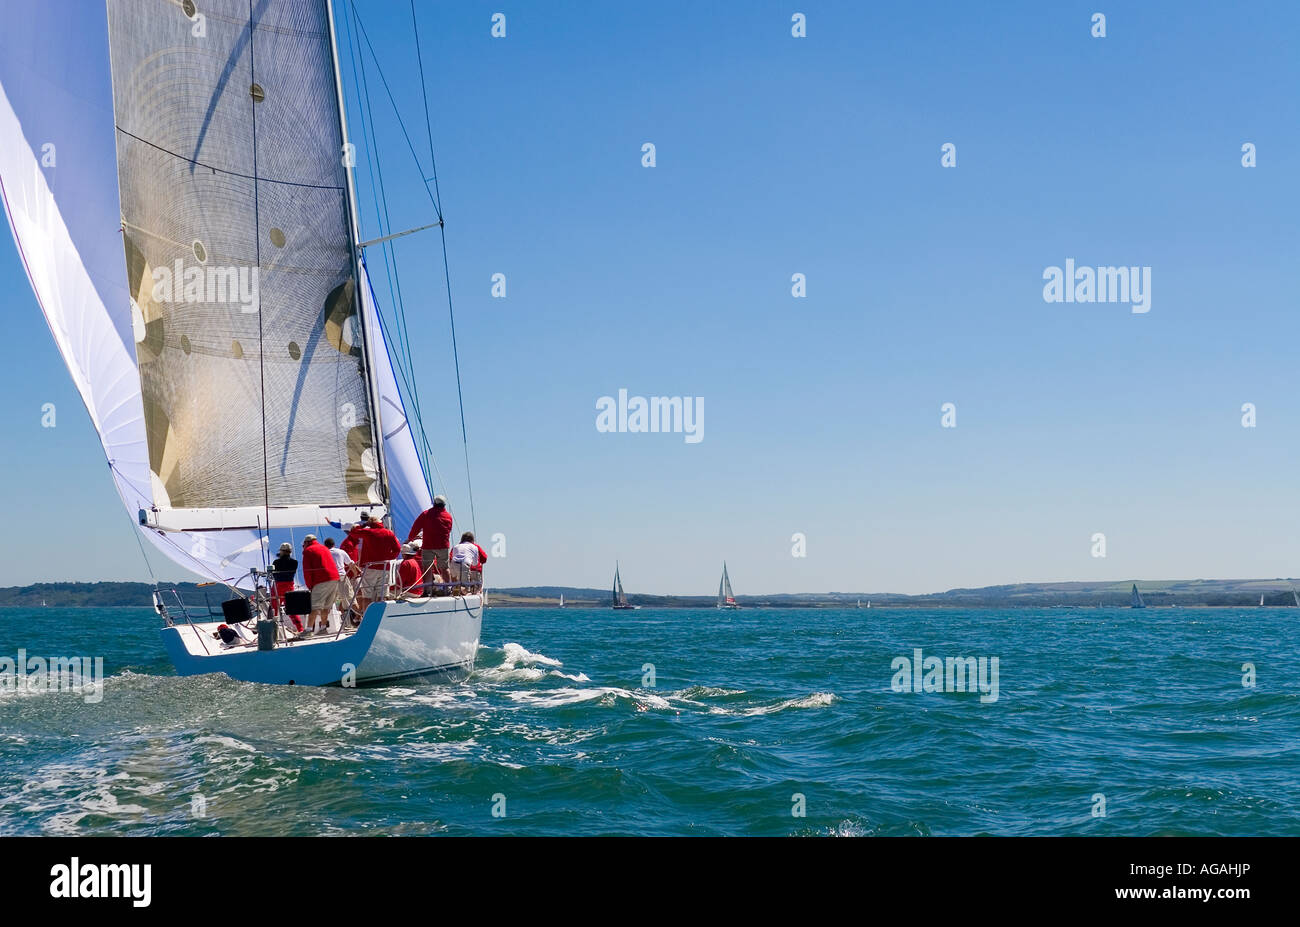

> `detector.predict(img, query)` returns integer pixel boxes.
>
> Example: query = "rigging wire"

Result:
[248,0,271,571]
[345,0,477,532]
[343,3,442,505]
[347,2,428,478]
[409,0,477,532]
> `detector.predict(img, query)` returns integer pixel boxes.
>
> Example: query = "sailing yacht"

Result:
[612,563,638,609]
[717,562,740,609]
[0,1,481,686]
[559,594,565,608]
[1129,583,1146,609]
[1260,594,1266,607]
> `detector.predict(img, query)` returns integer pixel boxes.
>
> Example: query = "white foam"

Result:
[733,692,837,716]
[195,735,256,753]
[506,686,671,711]
[499,642,562,667]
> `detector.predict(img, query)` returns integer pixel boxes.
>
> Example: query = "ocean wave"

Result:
[733,692,837,717]
[676,685,747,700]
[499,642,563,667]
[506,686,671,711]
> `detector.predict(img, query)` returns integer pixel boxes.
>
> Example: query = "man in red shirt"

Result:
[396,542,422,594]
[300,535,340,634]
[340,533,360,566]
[407,495,453,595]
[348,512,401,620]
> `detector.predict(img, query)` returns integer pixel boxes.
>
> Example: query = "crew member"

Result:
[300,535,340,635]
[347,512,401,621]
[324,537,360,623]
[397,542,422,594]
[270,542,299,629]
[407,495,453,595]
[448,531,488,591]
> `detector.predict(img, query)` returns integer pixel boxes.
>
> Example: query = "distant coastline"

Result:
[1,578,1297,609]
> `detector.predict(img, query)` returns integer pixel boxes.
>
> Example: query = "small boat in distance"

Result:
[1292,586,1299,607]
[1260,594,1266,607]
[612,563,639,609]
[717,562,740,609]
[1130,584,1146,609]
[559,594,565,608]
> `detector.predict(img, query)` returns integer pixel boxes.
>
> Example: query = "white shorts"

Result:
[310,580,339,611]
[358,568,389,599]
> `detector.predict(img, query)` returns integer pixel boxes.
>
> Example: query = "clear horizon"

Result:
[1,1,1297,595]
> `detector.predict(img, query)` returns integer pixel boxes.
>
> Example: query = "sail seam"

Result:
[114,126,346,191]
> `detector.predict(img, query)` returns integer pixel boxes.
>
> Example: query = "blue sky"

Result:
[1,0,1298,595]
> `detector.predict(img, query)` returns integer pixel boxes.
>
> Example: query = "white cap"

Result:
[433,495,447,506]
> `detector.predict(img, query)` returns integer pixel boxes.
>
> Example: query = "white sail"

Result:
[612,564,629,607]
[717,562,736,607]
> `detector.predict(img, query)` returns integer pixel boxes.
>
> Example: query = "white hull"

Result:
[161,594,482,687]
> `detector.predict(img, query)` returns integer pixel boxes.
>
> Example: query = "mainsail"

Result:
[718,562,736,606]
[1129,583,1145,609]
[0,0,432,583]
[107,0,382,529]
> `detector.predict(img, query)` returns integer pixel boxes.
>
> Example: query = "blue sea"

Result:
[0,606,1296,836]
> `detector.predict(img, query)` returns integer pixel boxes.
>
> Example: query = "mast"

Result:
[325,0,390,513]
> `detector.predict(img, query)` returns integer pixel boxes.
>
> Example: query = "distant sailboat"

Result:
[1130,583,1146,609]
[1260,594,1266,607]
[612,563,638,609]
[559,594,565,608]
[1292,586,1299,607]
[856,599,861,609]
[717,562,740,609]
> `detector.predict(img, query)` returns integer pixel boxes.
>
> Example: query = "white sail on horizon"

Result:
[718,562,736,607]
